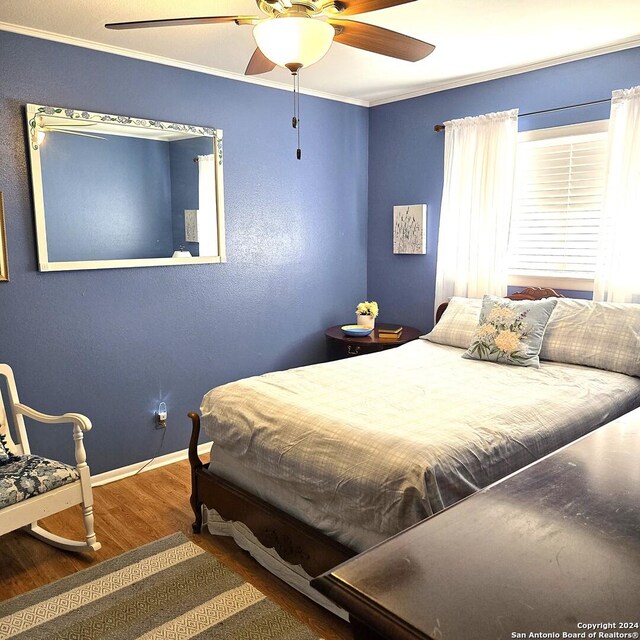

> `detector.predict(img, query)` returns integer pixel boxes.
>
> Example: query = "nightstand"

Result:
[325,324,422,360]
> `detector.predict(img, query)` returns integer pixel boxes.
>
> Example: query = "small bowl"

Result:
[341,324,373,337]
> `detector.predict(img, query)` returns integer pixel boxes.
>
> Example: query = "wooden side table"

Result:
[325,324,422,360]
[311,409,640,639]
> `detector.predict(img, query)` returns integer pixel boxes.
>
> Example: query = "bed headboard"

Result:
[506,287,565,301]
[435,287,565,324]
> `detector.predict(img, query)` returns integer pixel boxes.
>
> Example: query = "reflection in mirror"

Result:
[26,104,225,271]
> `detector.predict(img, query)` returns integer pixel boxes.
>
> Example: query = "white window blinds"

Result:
[508,121,609,280]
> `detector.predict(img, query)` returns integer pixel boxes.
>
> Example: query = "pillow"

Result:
[540,298,640,377]
[463,295,558,367]
[0,431,18,467]
[422,297,483,349]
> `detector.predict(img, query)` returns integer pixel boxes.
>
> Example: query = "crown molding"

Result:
[2,21,639,109]
[368,35,640,107]
[0,21,370,107]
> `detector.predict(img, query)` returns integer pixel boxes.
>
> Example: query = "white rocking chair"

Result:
[0,364,100,552]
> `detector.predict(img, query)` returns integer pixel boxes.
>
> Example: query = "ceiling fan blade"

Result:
[245,48,276,75]
[329,19,434,61]
[105,16,258,30]
[337,0,417,16]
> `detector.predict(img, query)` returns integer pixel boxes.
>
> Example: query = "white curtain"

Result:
[197,154,219,257]
[593,86,640,303]
[434,109,518,307]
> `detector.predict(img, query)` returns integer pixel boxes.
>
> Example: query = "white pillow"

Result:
[540,298,640,377]
[422,297,482,349]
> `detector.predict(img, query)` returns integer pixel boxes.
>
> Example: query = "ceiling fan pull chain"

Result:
[290,69,301,159]
[292,70,297,130]
[296,71,301,160]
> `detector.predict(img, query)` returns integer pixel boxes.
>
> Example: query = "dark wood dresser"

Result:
[312,409,640,639]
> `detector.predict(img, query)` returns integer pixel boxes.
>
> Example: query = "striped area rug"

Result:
[0,533,319,639]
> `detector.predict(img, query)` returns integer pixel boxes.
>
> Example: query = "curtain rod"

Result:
[433,97,611,132]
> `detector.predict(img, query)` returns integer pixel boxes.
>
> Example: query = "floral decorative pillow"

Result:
[463,295,558,367]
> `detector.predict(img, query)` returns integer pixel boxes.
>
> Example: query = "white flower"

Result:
[494,330,520,354]
[476,323,496,339]
[487,305,515,324]
[356,301,379,317]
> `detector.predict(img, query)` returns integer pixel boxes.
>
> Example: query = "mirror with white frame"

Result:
[26,104,226,271]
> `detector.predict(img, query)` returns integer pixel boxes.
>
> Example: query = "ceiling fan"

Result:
[106,1,434,159]
[105,0,435,75]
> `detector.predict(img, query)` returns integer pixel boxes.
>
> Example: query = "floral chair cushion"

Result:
[463,295,558,368]
[0,455,79,509]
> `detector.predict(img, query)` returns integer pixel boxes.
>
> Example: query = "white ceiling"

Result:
[1,0,639,105]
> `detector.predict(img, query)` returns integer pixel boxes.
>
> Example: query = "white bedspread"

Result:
[201,340,640,550]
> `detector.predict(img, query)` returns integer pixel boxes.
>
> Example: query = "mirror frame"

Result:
[26,104,226,272]
[0,192,8,282]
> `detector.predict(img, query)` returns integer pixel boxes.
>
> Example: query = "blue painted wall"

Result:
[4,29,637,475]
[41,133,174,261]
[367,46,640,332]
[0,30,368,473]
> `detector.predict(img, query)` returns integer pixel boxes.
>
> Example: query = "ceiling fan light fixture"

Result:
[253,16,334,70]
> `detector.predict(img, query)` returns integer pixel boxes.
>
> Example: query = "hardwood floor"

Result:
[0,458,352,640]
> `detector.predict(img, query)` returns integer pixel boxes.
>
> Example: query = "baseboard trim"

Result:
[91,442,212,487]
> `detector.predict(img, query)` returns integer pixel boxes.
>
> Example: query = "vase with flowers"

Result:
[356,301,379,329]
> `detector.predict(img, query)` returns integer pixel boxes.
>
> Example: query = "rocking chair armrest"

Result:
[13,403,93,432]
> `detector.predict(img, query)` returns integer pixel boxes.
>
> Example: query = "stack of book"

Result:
[378,326,403,340]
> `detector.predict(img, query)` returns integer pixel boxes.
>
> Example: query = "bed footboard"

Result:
[188,412,205,533]
[188,411,355,577]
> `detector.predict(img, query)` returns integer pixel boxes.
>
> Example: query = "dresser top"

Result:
[314,409,640,639]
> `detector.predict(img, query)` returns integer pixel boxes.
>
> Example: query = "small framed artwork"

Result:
[184,209,199,242]
[393,204,427,254]
[0,193,8,281]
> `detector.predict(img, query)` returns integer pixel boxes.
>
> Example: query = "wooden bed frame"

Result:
[188,287,564,578]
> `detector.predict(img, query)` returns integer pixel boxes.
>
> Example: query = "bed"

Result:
[188,288,640,613]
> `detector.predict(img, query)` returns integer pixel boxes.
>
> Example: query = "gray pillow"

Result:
[422,297,482,349]
[540,298,640,377]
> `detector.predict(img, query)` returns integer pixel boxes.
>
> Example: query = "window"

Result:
[508,121,609,291]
